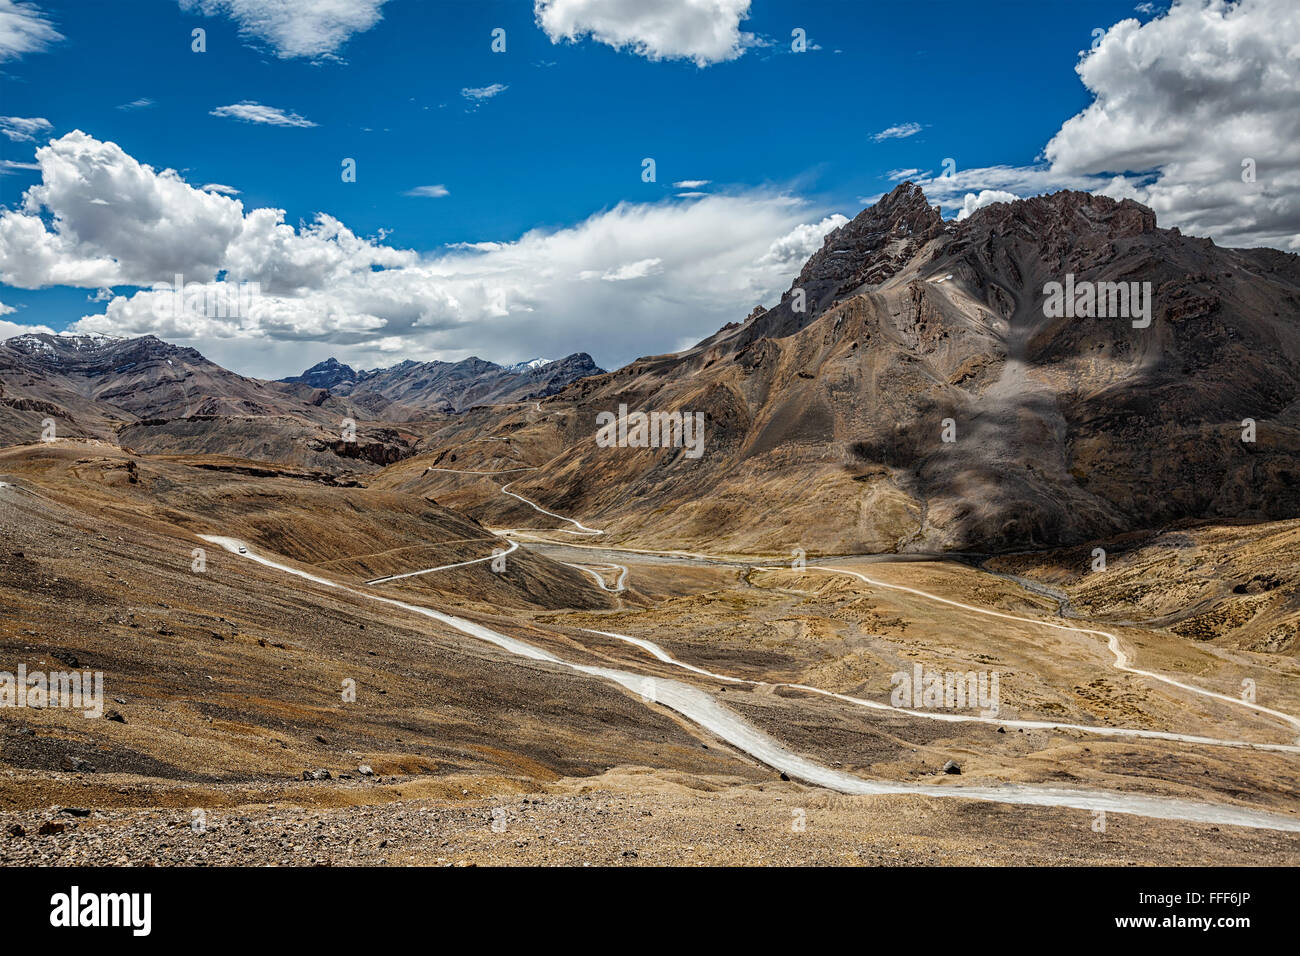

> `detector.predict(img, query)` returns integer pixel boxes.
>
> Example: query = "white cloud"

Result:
[911,164,1098,205]
[0,116,52,142]
[673,179,711,188]
[579,257,664,281]
[534,0,755,67]
[0,158,39,172]
[0,317,55,338]
[0,0,61,61]
[885,168,923,182]
[0,300,14,314]
[757,214,849,267]
[116,98,155,111]
[75,194,844,376]
[201,183,240,195]
[1,133,845,377]
[872,122,922,142]
[955,190,1020,221]
[210,102,317,127]
[404,185,449,198]
[461,84,508,101]
[1044,0,1300,250]
[0,131,410,290]
[178,0,389,59]
[903,0,1300,250]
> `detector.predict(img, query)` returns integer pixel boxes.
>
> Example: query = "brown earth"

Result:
[1,441,1297,864]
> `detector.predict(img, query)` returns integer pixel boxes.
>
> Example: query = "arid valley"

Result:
[3,184,1299,867]
[1,0,1298,891]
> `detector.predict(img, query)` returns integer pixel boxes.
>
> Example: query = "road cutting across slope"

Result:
[499,479,604,536]
[419,468,1300,750]
[582,625,1300,754]
[559,561,628,592]
[365,537,520,585]
[197,534,1300,832]
[801,565,1300,738]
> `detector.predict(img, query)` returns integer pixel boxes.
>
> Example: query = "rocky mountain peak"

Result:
[727,182,946,344]
[1,332,209,373]
[279,357,359,390]
[954,190,1159,248]
[794,181,945,298]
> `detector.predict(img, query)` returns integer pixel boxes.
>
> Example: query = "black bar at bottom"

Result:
[0,865,1282,942]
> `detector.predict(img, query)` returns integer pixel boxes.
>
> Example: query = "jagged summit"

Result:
[731,182,948,343]
[796,182,946,305]
[3,332,209,372]
[5,330,128,355]
[280,357,358,390]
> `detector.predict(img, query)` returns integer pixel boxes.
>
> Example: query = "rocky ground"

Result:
[984,519,1300,655]
[3,769,1296,867]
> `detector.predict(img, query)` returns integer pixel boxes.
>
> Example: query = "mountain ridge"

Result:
[286,351,605,416]
[396,183,1300,555]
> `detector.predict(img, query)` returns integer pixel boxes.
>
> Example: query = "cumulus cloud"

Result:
[178,0,389,59]
[0,0,60,61]
[757,214,849,266]
[210,101,317,127]
[0,131,410,290]
[0,132,844,377]
[1044,0,1300,249]
[872,122,922,142]
[0,116,52,142]
[534,0,755,67]
[404,184,449,198]
[76,196,845,376]
[955,190,1020,221]
[901,0,1299,250]
[0,317,55,339]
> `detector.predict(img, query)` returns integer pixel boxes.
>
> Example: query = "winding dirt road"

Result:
[193,467,1300,831]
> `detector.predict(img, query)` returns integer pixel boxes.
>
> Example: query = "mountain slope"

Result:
[0,333,428,471]
[400,184,1300,555]
[0,333,331,442]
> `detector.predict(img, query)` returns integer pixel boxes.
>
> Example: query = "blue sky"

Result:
[0,0,1294,377]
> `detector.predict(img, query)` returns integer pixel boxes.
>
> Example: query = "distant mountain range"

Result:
[0,332,603,468]
[278,353,603,414]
